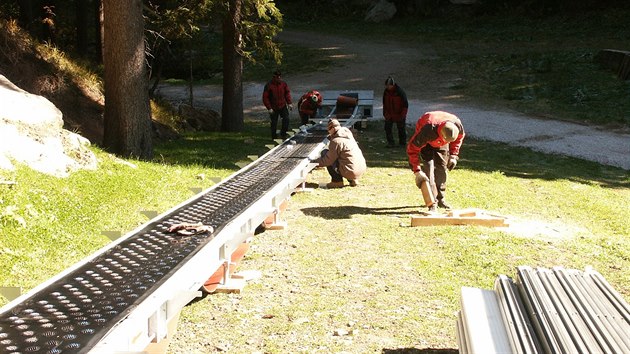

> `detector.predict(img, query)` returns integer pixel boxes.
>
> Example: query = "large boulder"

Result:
[0,75,97,178]
[365,0,397,22]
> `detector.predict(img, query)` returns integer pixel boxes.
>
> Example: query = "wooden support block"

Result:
[448,209,479,217]
[294,187,315,193]
[411,209,509,227]
[294,182,315,193]
[213,276,247,294]
[263,199,289,230]
[264,221,287,230]
[203,243,250,293]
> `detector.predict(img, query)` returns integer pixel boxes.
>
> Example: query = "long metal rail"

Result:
[0,94,367,353]
[457,266,630,354]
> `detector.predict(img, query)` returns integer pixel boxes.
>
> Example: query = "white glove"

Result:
[414,171,429,189]
[447,156,458,171]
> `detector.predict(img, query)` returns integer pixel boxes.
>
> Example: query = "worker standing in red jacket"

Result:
[383,76,409,148]
[297,90,323,125]
[406,111,465,211]
[262,70,293,140]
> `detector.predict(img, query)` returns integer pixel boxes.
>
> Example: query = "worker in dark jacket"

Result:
[383,76,409,148]
[312,119,367,189]
[262,70,293,139]
[297,90,323,125]
[406,111,465,211]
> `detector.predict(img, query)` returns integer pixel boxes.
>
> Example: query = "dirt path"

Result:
[157,30,630,170]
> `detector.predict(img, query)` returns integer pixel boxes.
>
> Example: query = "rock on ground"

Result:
[0,75,97,178]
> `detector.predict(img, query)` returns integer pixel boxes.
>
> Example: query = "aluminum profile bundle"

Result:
[457,266,629,354]
[516,266,630,354]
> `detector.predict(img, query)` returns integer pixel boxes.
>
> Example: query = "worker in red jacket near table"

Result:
[406,111,465,211]
[383,76,409,148]
[297,90,323,125]
[262,70,293,140]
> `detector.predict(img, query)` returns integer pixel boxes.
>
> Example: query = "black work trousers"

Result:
[385,120,407,146]
[270,106,290,139]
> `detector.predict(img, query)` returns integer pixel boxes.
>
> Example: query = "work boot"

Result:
[348,179,358,187]
[437,199,451,209]
[326,181,345,189]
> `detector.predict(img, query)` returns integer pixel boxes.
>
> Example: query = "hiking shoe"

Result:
[348,179,358,187]
[437,200,451,209]
[326,181,345,189]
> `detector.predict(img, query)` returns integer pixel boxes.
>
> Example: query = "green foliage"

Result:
[240,0,284,64]
[155,0,284,81]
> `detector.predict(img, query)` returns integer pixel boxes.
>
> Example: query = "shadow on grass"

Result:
[153,120,273,169]
[301,205,419,219]
[363,135,630,189]
[154,121,628,190]
[382,349,458,354]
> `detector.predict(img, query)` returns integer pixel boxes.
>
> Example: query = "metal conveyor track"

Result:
[0,129,330,354]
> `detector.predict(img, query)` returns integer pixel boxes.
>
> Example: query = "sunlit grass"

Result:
[166,122,628,351]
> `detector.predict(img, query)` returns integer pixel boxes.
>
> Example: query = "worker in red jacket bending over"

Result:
[406,111,465,211]
[262,70,293,140]
[298,90,323,125]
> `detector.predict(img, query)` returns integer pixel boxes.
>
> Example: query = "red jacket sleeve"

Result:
[406,122,433,172]
[448,130,465,156]
[262,83,271,110]
[284,82,292,105]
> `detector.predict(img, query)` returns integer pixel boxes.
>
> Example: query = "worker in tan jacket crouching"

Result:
[312,119,367,189]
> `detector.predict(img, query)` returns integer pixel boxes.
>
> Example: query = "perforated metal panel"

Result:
[0,130,328,354]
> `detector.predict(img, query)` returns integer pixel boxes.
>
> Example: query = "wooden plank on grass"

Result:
[411,209,509,227]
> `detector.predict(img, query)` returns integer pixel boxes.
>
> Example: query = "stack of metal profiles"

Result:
[0,123,337,353]
[457,266,630,354]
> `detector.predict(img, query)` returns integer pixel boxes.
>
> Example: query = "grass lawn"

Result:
[166,121,629,352]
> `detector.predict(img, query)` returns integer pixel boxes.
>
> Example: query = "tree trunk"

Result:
[75,0,88,57]
[221,0,244,132]
[102,0,153,159]
[17,0,36,32]
[95,0,103,64]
